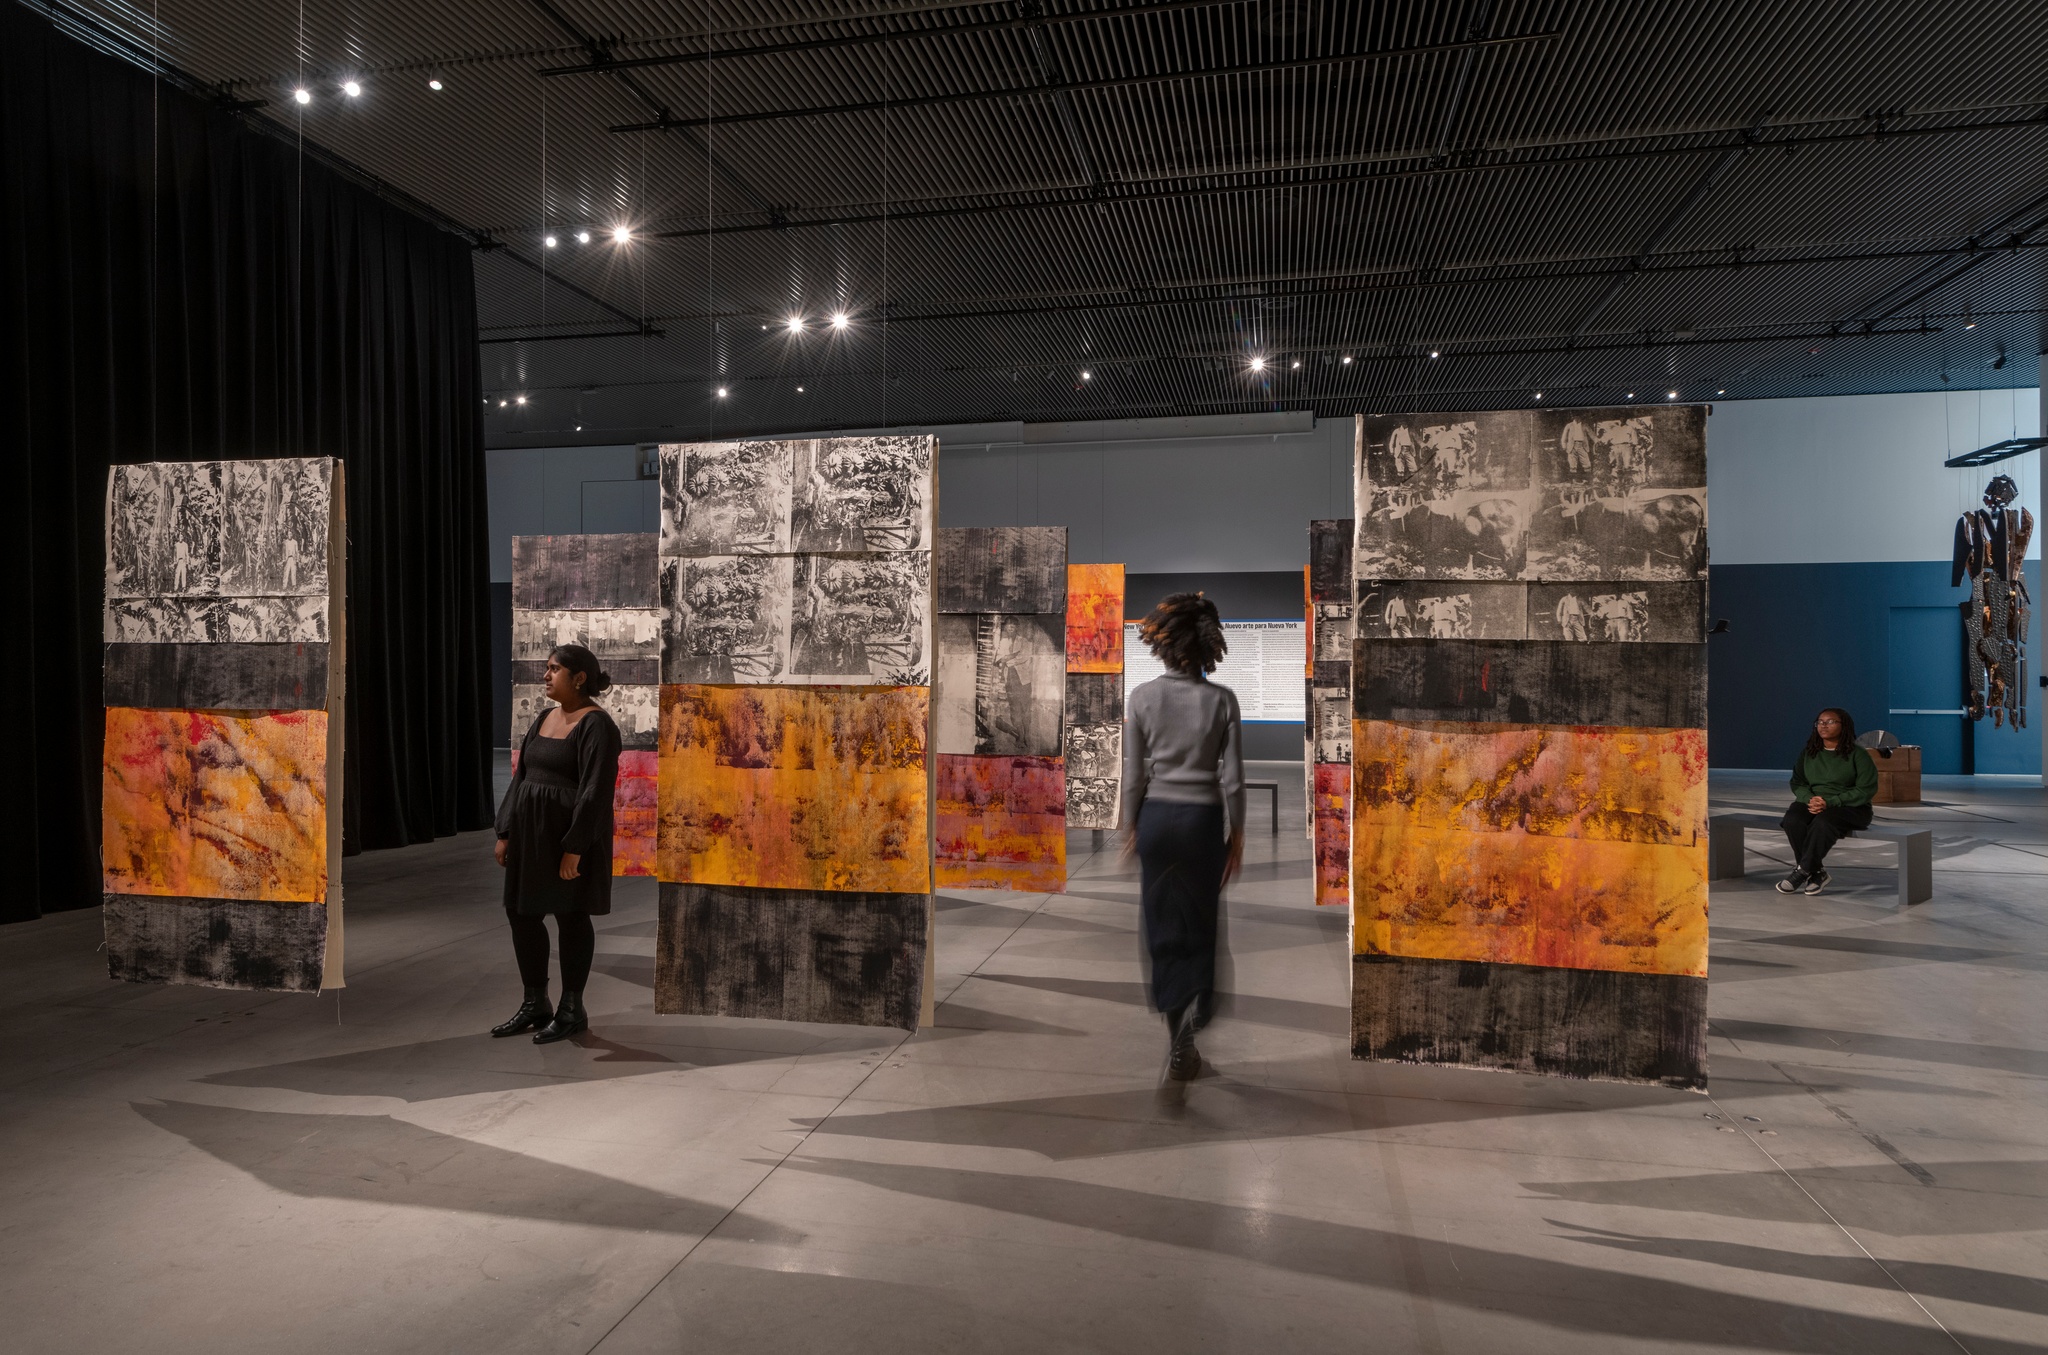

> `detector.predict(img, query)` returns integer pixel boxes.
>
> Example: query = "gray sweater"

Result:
[1120,670,1246,836]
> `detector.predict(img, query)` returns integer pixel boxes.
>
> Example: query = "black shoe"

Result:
[1801,870,1830,896]
[534,990,588,1045]
[1774,870,1809,894]
[1165,1004,1201,1081]
[491,988,552,1038]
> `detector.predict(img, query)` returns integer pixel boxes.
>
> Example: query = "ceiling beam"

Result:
[1844,185,2048,324]
[536,0,1229,79]
[632,106,2048,241]
[1565,113,1772,335]
[608,30,1558,134]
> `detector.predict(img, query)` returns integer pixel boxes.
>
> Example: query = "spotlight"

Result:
[293,88,311,105]
[1081,371,1091,380]
[428,79,443,91]
[545,235,558,248]
[1291,360,1301,369]
[1250,357,1266,371]
[797,386,805,393]
[1429,350,1440,359]
[1717,389,1726,395]
[498,400,507,408]
[515,395,526,405]
[1341,355,1353,364]
[1667,390,1678,399]
[831,312,849,329]
[760,325,767,331]
[575,425,582,431]
[612,226,631,243]
[787,316,803,333]
[1626,391,1635,398]
[1535,392,1543,400]
[342,80,361,97]
[575,230,590,244]
[716,387,727,398]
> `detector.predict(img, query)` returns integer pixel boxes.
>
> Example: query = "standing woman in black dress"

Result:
[492,644,622,1043]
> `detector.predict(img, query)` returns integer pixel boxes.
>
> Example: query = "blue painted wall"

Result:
[1708,561,2040,773]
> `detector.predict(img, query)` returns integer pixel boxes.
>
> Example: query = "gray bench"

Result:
[1707,813,1932,906]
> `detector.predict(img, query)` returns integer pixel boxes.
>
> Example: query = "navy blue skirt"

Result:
[1136,800,1227,1013]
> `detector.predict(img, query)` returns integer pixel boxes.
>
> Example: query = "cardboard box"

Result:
[1870,745,1922,804]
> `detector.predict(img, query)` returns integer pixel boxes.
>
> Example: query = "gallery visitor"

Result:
[1121,592,1246,1081]
[1777,707,1879,896]
[492,643,623,1043]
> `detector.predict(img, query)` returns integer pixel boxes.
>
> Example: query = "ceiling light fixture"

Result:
[1535,392,1543,400]
[515,395,526,405]
[612,226,631,243]
[1717,388,1726,395]
[787,316,803,333]
[1429,350,1440,359]
[1626,391,1635,398]
[293,88,311,104]
[498,400,507,408]
[1081,371,1091,380]
[1250,357,1266,371]
[1667,390,1678,399]
[716,387,728,398]
[544,235,557,248]
[575,230,590,244]
[796,386,805,393]
[832,312,849,329]
[428,78,443,91]
[342,80,362,97]
[1341,355,1353,364]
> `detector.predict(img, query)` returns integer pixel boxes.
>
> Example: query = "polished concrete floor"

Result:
[2,762,2044,1354]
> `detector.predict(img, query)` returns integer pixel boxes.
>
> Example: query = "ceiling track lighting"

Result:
[292,88,311,105]
[342,80,362,97]
[428,78,444,91]
[575,230,591,243]
[612,226,631,243]
[832,312,849,329]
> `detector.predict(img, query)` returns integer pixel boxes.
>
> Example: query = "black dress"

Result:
[496,708,622,916]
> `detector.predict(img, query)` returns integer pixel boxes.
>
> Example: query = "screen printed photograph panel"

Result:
[656,684,931,894]
[102,707,329,903]
[1066,563,1126,673]
[934,754,1067,893]
[1351,719,1708,978]
[935,526,1067,614]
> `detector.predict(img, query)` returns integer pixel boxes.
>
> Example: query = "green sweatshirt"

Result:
[1791,746,1878,808]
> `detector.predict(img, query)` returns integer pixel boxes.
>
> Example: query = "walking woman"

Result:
[492,643,622,1042]
[1777,707,1878,896]
[1121,593,1245,1080]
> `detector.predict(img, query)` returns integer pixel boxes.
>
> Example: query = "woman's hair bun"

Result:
[588,667,613,696]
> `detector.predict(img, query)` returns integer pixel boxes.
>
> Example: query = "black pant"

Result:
[506,908,595,992]
[1781,801,1873,873]
[1136,800,1228,1014]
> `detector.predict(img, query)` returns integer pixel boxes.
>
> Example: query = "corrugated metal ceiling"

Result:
[31,0,2048,443]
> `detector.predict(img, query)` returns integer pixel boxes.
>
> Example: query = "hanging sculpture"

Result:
[1952,473,2033,730]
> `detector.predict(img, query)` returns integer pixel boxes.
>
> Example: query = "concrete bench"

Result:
[1707,813,1932,906]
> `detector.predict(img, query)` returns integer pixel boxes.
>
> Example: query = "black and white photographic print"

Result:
[1526,485,1709,581]
[1534,406,1706,498]
[1064,672,1123,726]
[607,684,661,748]
[936,613,1064,756]
[1065,722,1121,779]
[660,555,792,683]
[1526,582,1706,643]
[787,552,932,685]
[1354,581,1528,640]
[935,526,1068,614]
[1313,601,1356,663]
[217,460,332,597]
[106,462,227,598]
[1311,687,1352,763]
[790,437,935,553]
[1309,519,1355,602]
[1065,777,1120,831]
[104,595,329,644]
[512,534,659,610]
[513,608,663,661]
[659,441,795,557]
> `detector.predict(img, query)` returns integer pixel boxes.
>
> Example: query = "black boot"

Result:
[491,987,552,1038]
[534,989,588,1045]
[1165,1003,1200,1081]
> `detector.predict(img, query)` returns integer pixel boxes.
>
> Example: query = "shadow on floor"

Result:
[133,1100,796,1239]
[774,1156,2041,1354]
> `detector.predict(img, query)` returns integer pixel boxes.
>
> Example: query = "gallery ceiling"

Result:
[41,0,2048,444]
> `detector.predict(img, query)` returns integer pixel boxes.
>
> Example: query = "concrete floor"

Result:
[2,761,2044,1354]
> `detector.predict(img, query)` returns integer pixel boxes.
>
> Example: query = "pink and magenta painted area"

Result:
[935,753,1067,892]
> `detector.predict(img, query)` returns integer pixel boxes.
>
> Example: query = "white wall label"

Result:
[1123,619,1306,723]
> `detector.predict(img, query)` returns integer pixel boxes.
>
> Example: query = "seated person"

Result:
[1777,708,1879,895]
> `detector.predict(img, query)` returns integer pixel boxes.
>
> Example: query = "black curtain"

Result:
[0,5,495,923]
